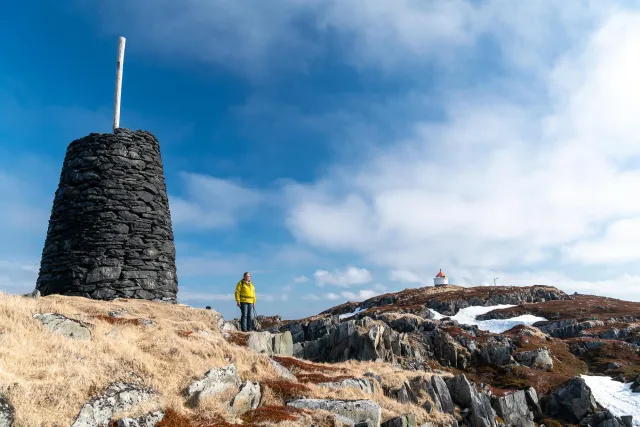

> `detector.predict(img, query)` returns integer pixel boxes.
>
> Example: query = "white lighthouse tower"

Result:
[434,269,448,286]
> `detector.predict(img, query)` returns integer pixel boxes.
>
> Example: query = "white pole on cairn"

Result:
[112,36,126,132]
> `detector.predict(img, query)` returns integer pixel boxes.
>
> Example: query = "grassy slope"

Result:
[0,293,451,427]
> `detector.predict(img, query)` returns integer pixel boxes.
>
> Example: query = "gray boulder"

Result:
[230,381,261,415]
[246,331,293,356]
[431,376,455,415]
[320,378,375,395]
[287,399,381,426]
[33,313,92,340]
[580,410,630,427]
[0,396,14,427]
[492,390,534,427]
[71,383,157,427]
[409,377,442,414]
[524,387,543,419]
[476,337,515,366]
[385,381,418,404]
[513,348,553,371]
[185,364,242,404]
[269,359,297,382]
[445,374,496,427]
[382,414,417,427]
[114,411,165,427]
[543,377,597,424]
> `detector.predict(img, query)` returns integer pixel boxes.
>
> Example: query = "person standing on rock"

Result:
[235,272,256,332]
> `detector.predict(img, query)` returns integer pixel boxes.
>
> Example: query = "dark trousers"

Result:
[240,302,254,332]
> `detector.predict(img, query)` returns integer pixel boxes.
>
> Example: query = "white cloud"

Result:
[293,276,310,283]
[325,293,341,300]
[389,270,423,283]
[301,294,321,301]
[284,8,640,295]
[565,217,640,264]
[314,266,373,287]
[92,0,613,78]
[169,173,264,230]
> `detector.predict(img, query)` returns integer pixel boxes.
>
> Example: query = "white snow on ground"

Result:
[429,304,548,334]
[582,375,640,426]
[339,307,363,320]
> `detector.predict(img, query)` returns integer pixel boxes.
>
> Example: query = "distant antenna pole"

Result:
[112,36,126,132]
[494,277,499,286]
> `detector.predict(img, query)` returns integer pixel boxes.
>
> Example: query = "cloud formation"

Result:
[314,266,373,287]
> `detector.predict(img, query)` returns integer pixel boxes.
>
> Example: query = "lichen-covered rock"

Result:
[269,359,297,382]
[381,414,417,427]
[542,377,597,424]
[287,399,381,426]
[513,348,553,370]
[71,383,157,427]
[0,396,14,427]
[36,129,178,303]
[185,364,242,403]
[246,331,294,356]
[33,313,92,340]
[431,376,454,415]
[319,378,375,395]
[230,381,261,415]
[492,390,534,427]
[114,411,165,427]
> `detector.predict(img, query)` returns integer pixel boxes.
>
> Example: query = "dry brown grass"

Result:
[0,292,453,426]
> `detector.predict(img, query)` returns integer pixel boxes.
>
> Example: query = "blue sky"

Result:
[2,1,640,320]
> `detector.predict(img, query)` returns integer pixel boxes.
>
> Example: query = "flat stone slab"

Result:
[269,359,297,382]
[71,383,157,427]
[33,313,92,340]
[287,399,381,426]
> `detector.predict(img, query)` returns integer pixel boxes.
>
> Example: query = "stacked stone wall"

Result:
[36,128,178,302]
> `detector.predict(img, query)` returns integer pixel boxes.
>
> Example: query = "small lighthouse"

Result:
[434,269,448,286]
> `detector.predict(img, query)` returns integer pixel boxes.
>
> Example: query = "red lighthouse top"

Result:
[436,269,446,278]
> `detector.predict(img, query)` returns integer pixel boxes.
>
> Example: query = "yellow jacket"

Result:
[235,280,256,304]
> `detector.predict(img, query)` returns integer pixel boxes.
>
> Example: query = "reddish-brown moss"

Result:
[227,332,249,347]
[240,406,304,423]
[272,356,340,373]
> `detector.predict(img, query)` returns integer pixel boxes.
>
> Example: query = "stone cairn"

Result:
[36,128,178,302]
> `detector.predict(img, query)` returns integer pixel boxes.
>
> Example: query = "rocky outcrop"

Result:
[287,399,381,426]
[537,320,605,339]
[492,391,535,427]
[185,364,242,404]
[247,331,293,356]
[431,376,455,415]
[33,313,92,340]
[293,318,415,364]
[36,129,178,303]
[230,381,261,415]
[513,348,553,370]
[382,414,417,427]
[542,377,597,424]
[580,410,631,427]
[113,411,165,427]
[475,337,514,367]
[71,383,157,427]
[0,396,14,427]
[319,378,375,395]
[445,374,496,427]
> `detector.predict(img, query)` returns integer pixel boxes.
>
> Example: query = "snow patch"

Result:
[582,375,640,426]
[430,304,547,334]
[339,307,363,320]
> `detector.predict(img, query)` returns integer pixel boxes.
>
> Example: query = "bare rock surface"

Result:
[33,313,92,340]
[185,364,242,403]
[287,399,381,426]
[71,383,157,427]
